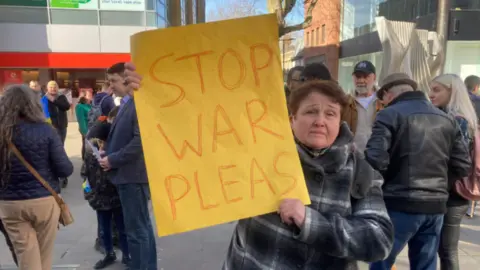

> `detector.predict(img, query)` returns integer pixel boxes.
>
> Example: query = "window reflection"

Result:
[156,0,168,28]
[341,0,441,41]
[451,0,480,9]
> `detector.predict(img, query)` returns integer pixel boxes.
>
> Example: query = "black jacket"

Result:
[82,141,120,211]
[365,91,471,214]
[48,95,70,129]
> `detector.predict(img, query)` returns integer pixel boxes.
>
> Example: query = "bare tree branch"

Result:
[207,0,259,22]
[282,0,296,19]
[208,0,319,38]
[279,0,317,37]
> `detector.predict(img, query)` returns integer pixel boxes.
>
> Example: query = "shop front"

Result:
[0,51,130,92]
[0,52,129,121]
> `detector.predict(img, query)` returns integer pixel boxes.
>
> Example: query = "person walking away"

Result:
[98,62,157,270]
[465,75,480,218]
[41,80,70,188]
[87,82,115,133]
[430,74,478,270]
[341,61,383,152]
[75,96,91,160]
[124,62,394,269]
[0,84,74,270]
[92,82,115,118]
[367,73,472,270]
[83,107,130,269]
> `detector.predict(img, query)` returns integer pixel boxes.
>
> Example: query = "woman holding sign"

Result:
[124,63,393,269]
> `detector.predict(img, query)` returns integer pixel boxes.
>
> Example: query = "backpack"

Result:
[87,95,108,130]
[455,129,480,201]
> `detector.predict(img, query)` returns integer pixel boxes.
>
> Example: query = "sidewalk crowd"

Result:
[0,58,480,270]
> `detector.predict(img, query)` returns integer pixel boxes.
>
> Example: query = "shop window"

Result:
[50,9,98,25]
[146,11,156,27]
[147,0,155,10]
[100,11,144,26]
[0,7,48,24]
[157,14,167,28]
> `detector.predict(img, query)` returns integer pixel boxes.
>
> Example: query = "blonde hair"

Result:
[47,80,58,89]
[432,74,478,135]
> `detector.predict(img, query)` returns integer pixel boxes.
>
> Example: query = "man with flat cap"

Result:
[341,60,383,152]
[367,73,471,270]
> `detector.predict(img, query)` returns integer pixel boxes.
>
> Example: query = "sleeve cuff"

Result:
[293,206,313,243]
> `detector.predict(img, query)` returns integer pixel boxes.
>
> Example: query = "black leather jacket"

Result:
[365,91,471,214]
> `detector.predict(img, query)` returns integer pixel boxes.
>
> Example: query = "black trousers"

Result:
[438,204,469,270]
[81,135,86,160]
[56,127,67,145]
[0,219,18,266]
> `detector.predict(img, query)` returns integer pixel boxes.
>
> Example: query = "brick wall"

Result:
[304,0,341,79]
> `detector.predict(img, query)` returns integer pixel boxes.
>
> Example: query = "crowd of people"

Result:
[0,59,479,270]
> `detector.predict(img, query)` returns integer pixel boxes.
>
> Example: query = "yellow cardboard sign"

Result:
[131,14,310,237]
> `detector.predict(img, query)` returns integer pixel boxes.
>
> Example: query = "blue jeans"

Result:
[117,183,157,270]
[97,208,129,256]
[370,210,444,270]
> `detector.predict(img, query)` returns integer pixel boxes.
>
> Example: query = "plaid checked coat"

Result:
[223,123,394,270]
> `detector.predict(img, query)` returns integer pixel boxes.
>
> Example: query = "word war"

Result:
[156,100,285,161]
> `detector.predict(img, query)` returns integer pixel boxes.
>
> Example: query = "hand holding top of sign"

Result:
[278,198,306,228]
[124,62,142,91]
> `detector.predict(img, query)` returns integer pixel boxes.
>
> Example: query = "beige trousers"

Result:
[0,196,60,270]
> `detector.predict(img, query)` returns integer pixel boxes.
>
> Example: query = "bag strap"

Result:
[8,142,63,205]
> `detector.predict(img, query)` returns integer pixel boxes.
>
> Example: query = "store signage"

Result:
[50,0,98,9]
[2,70,23,84]
[100,0,144,11]
[0,0,47,6]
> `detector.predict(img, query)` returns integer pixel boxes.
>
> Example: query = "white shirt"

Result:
[356,94,376,110]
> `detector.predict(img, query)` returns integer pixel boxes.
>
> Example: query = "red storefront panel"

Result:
[0,52,131,69]
[2,70,23,84]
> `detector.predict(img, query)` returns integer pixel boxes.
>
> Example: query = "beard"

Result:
[355,85,369,94]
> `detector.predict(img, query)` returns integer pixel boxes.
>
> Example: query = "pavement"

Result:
[0,123,480,270]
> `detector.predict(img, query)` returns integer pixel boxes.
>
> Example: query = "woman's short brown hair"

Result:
[288,80,348,115]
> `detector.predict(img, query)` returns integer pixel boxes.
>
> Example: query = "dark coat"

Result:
[105,97,148,185]
[0,122,73,200]
[82,141,121,211]
[48,95,70,130]
[365,91,471,214]
[224,123,393,270]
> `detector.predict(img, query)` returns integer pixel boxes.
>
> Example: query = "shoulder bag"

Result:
[9,142,74,226]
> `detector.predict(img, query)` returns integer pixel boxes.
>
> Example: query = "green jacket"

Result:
[75,103,91,135]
